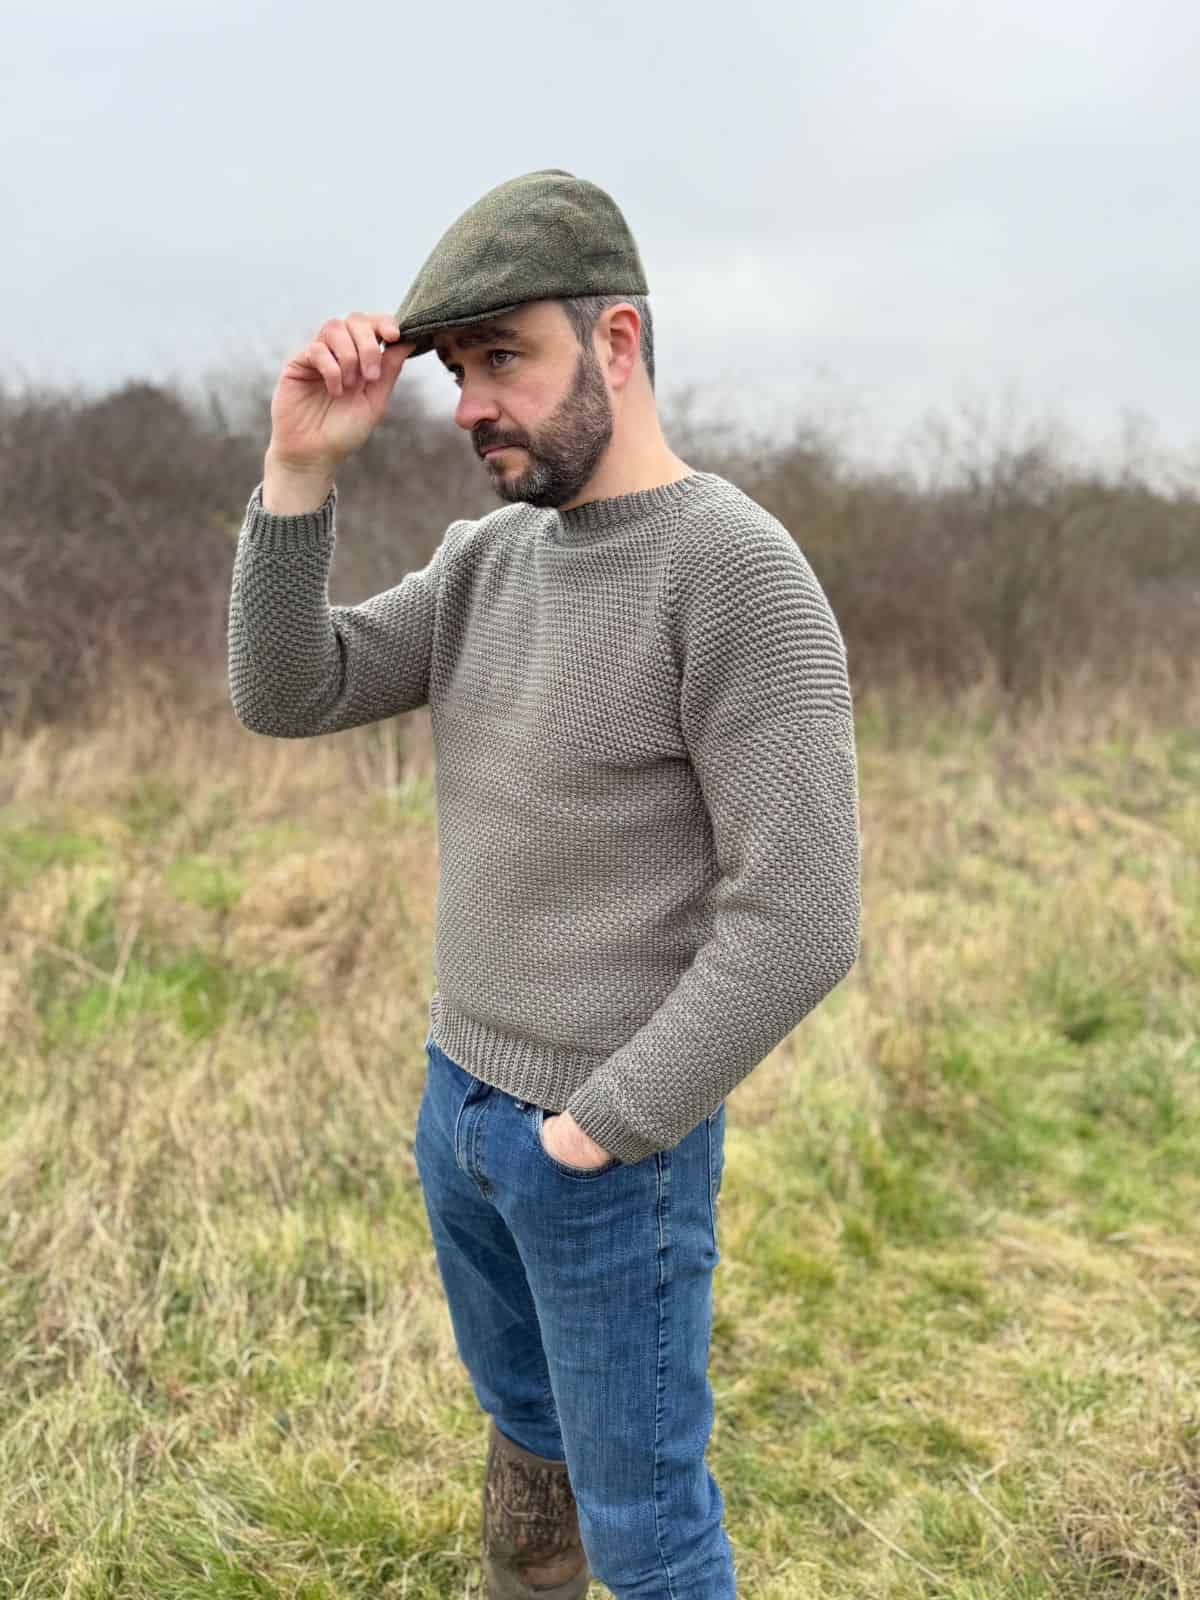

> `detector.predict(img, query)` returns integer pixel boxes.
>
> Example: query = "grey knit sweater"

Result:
[228,469,861,1164]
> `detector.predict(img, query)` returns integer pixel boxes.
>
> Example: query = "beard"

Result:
[476,342,614,510]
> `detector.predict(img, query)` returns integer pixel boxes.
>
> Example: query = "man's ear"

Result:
[600,304,642,382]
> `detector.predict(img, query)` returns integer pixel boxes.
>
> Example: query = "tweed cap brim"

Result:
[390,301,527,361]
[391,168,647,361]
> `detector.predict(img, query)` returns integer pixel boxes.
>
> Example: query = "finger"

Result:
[304,339,344,395]
[346,310,385,382]
[373,312,403,347]
[380,333,414,364]
[320,318,361,387]
[372,334,412,399]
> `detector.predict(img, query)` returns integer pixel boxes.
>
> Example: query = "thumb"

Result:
[379,335,416,392]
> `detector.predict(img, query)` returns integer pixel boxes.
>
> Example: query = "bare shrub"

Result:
[2,368,1198,738]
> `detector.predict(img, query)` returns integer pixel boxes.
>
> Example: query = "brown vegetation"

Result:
[2,369,1197,740]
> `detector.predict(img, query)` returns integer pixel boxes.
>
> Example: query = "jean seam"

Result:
[706,1118,717,1246]
[650,1148,680,1598]
[533,1106,620,1179]
[452,1091,468,1171]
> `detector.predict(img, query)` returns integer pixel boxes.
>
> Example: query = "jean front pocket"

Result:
[705,1105,725,1259]
[532,1107,621,1179]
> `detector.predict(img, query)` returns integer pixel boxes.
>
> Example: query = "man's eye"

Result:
[449,350,515,383]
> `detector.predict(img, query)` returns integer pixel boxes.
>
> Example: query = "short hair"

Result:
[558,295,655,392]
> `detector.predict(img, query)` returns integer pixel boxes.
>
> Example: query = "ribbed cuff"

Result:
[240,479,337,551]
[565,1075,660,1165]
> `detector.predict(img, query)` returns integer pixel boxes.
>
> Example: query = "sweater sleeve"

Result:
[227,480,460,738]
[564,512,862,1163]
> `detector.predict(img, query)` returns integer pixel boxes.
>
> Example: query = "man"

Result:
[228,167,861,1599]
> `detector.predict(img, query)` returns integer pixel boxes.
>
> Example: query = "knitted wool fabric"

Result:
[227,470,861,1164]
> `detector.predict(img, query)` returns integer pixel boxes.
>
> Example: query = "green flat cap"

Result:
[392,167,648,359]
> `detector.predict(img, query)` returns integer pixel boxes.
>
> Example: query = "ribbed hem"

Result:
[428,991,606,1099]
[426,992,659,1165]
[553,471,712,542]
[241,479,337,551]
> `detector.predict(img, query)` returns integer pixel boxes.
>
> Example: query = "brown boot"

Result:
[481,1415,591,1598]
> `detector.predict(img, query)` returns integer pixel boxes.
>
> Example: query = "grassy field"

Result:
[1,675,1197,1598]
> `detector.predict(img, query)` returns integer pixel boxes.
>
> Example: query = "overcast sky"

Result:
[5,0,1198,482]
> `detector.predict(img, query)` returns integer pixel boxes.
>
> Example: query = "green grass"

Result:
[0,703,1197,1596]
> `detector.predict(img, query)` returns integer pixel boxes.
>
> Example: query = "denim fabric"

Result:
[413,1033,737,1599]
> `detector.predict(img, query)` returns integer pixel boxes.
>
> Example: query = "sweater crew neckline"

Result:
[553,471,711,541]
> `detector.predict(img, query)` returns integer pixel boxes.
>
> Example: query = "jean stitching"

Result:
[650,1148,680,1597]
[706,1118,717,1246]
[452,1080,471,1173]
[534,1106,618,1178]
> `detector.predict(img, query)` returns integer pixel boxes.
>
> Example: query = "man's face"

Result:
[434,300,614,510]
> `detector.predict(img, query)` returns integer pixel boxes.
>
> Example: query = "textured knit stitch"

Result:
[227,470,862,1164]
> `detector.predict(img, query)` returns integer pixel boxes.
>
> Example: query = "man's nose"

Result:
[454,380,499,431]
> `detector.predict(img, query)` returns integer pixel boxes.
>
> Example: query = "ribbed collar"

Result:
[552,471,713,542]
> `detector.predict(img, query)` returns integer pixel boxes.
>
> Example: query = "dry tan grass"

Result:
[0,664,1197,1596]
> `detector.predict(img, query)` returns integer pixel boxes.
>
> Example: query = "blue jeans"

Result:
[413,1034,737,1599]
